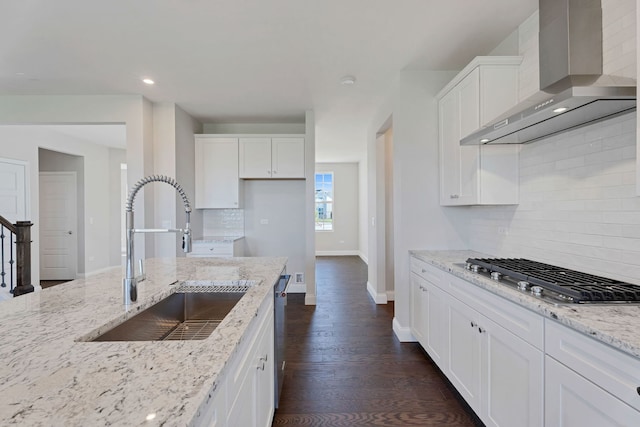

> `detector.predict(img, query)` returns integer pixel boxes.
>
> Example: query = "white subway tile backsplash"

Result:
[462,112,640,283]
[202,209,244,237]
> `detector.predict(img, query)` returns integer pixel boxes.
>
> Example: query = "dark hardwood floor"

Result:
[272,256,481,426]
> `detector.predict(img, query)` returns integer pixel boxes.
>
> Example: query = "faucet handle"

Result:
[183,232,192,253]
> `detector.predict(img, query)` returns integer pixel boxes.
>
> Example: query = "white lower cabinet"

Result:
[227,302,274,427]
[410,255,543,427]
[545,357,639,427]
[545,320,640,426]
[194,294,274,427]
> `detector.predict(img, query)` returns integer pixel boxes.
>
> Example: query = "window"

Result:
[315,172,333,231]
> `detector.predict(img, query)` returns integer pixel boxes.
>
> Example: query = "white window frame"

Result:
[315,172,334,232]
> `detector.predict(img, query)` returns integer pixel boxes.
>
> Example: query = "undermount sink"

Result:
[91,291,245,342]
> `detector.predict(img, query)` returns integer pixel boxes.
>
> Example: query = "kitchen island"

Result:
[0,256,286,426]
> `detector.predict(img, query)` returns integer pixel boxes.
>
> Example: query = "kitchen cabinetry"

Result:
[409,255,544,427]
[239,136,305,179]
[227,297,274,427]
[446,281,543,427]
[188,238,244,258]
[437,57,521,206]
[410,258,447,370]
[545,320,640,426]
[194,136,241,209]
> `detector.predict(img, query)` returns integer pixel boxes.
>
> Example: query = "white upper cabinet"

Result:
[194,136,241,209]
[239,136,305,179]
[438,57,521,206]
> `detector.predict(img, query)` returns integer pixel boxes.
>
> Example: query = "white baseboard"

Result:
[358,252,368,265]
[392,317,416,342]
[286,283,306,293]
[366,281,388,304]
[315,250,360,256]
[386,290,395,301]
[304,293,316,305]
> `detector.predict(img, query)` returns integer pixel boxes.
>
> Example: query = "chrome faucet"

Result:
[123,175,192,305]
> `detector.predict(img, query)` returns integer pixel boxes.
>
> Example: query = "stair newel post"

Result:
[13,221,34,297]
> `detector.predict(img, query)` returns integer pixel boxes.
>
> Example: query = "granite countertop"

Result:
[195,236,244,243]
[0,256,286,426]
[410,250,640,359]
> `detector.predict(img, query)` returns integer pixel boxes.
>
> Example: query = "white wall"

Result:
[243,179,306,285]
[315,162,359,255]
[367,70,469,339]
[0,95,154,284]
[0,126,122,283]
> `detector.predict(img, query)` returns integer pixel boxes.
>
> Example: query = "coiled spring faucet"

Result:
[123,175,192,305]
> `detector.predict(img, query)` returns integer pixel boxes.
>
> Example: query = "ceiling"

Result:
[0,0,537,162]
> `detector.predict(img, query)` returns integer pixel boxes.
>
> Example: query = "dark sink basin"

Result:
[91,292,245,341]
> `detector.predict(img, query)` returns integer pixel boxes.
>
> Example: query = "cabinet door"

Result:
[425,281,447,370]
[458,67,480,139]
[447,295,482,412]
[272,137,305,178]
[255,311,275,427]
[481,316,543,427]
[545,356,640,427]
[410,273,427,345]
[195,137,240,209]
[239,138,272,178]
[479,65,519,126]
[439,89,462,205]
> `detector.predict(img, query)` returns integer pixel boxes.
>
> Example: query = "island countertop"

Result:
[410,250,640,359]
[0,256,287,427]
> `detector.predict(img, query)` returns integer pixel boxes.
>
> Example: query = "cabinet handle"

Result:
[257,354,268,371]
[478,327,485,334]
[470,321,477,328]
[421,269,427,273]
[450,194,459,199]
[637,386,640,396]
[273,170,277,174]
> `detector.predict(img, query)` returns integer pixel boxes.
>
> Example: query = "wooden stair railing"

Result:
[0,216,34,297]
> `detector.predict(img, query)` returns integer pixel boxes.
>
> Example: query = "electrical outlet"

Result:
[295,272,304,283]
[260,219,269,225]
[498,227,509,236]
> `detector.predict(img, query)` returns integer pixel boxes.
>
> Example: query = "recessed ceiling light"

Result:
[142,78,155,85]
[340,75,356,85]
[553,107,568,113]
[480,138,490,143]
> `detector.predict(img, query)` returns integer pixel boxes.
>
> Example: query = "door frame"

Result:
[39,171,78,280]
[0,157,30,220]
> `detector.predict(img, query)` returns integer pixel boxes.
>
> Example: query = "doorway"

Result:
[373,120,394,302]
[39,171,78,280]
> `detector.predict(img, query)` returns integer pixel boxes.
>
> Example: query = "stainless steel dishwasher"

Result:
[274,274,290,408]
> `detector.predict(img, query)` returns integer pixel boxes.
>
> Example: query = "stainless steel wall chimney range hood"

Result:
[461,0,636,146]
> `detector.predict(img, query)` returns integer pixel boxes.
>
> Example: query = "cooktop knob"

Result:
[470,265,481,273]
[517,281,530,291]
[490,271,502,281]
[531,286,543,296]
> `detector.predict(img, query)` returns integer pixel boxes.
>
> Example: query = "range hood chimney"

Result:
[461,0,636,146]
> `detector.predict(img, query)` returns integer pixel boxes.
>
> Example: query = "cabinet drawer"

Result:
[546,319,640,412]
[189,242,234,257]
[410,257,443,286]
[446,274,544,349]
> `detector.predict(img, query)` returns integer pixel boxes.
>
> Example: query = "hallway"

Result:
[272,256,480,426]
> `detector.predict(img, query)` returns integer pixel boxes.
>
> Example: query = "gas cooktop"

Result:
[464,258,640,304]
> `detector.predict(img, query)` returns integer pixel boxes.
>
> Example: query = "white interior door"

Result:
[39,172,77,280]
[0,159,27,222]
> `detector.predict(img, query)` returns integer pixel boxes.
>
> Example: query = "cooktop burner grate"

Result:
[466,258,640,303]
